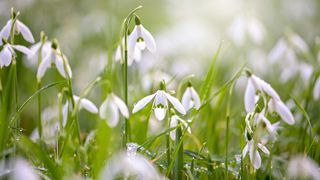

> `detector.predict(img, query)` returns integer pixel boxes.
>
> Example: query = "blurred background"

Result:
[1,0,319,152]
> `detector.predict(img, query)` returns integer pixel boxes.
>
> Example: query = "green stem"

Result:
[120,7,142,147]
[174,125,183,180]
[37,82,42,139]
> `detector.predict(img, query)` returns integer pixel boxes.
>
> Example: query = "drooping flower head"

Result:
[127,16,156,63]
[63,95,98,126]
[99,93,129,127]
[0,39,33,68]
[0,8,34,44]
[181,82,201,112]
[244,70,294,125]
[132,80,186,121]
[37,39,72,82]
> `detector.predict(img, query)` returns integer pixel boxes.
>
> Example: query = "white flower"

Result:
[228,16,265,46]
[25,41,51,69]
[99,93,129,127]
[245,74,280,113]
[11,158,39,180]
[181,85,201,111]
[290,33,309,53]
[288,155,320,180]
[100,152,163,180]
[115,39,142,66]
[169,115,191,140]
[63,95,98,126]
[37,43,72,82]
[128,19,156,59]
[242,140,270,169]
[0,42,33,68]
[268,99,295,125]
[0,19,34,43]
[313,77,320,100]
[132,90,186,121]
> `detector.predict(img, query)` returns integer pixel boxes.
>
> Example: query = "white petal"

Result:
[251,150,261,169]
[190,87,201,109]
[133,46,142,62]
[275,100,295,125]
[136,41,146,50]
[115,45,121,61]
[0,20,12,40]
[36,52,52,81]
[55,54,72,79]
[268,99,275,113]
[154,90,168,106]
[244,77,256,113]
[62,101,69,127]
[132,93,156,113]
[170,116,178,140]
[257,143,270,155]
[99,98,109,119]
[128,27,138,60]
[99,98,119,127]
[112,94,129,118]
[73,95,97,113]
[242,142,249,157]
[268,38,287,63]
[291,34,308,53]
[313,78,320,100]
[154,107,166,121]
[140,25,156,53]
[12,45,33,56]
[0,45,13,67]
[165,92,186,115]
[16,20,35,43]
[259,80,280,101]
[181,87,192,111]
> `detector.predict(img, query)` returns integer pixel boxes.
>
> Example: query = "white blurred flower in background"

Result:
[228,15,266,46]
[100,152,164,180]
[11,158,39,180]
[287,155,320,180]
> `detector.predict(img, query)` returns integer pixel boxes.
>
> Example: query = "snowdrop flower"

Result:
[115,39,142,66]
[63,95,98,126]
[128,17,156,60]
[0,10,34,43]
[0,41,33,68]
[132,81,186,121]
[228,15,265,46]
[11,158,39,180]
[289,33,309,53]
[313,77,320,100]
[181,83,201,111]
[100,152,163,180]
[99,93,129,127]
[37,40,72,82]
[26,40,51,69]
[244,72,294,125]
[244,73,280,112]
[242,139,270,169]
[288,155,320,179]
[169,115,191,140]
